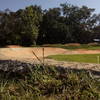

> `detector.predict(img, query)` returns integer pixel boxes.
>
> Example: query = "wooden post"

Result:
[43,48,44,65]
[97,56,99,64]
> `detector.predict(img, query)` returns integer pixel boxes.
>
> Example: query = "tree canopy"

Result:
[0,3,100,46]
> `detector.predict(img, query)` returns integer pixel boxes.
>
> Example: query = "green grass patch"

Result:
[41,44,100,50]
[48,54,100,63]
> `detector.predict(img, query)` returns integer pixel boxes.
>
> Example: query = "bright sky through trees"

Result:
[0,0,100,13]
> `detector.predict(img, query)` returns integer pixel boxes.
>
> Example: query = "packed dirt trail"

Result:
[1,47,100,73]
[0,47,67,60]
[0,47,100,60]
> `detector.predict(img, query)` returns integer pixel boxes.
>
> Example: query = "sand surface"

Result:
[0,47,100,60]
[0,47,100,72]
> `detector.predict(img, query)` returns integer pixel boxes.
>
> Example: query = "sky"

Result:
[0,0,100,13]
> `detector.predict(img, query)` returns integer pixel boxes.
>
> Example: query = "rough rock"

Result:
[0,60,34,73]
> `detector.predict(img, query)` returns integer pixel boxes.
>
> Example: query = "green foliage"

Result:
[19,5,42,46]
[0,64,100,100]
[0,3,100,46]
[37,3,100,44]
[0,5,42,46]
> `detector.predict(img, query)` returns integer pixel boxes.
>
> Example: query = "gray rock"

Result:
[0,60,34,73]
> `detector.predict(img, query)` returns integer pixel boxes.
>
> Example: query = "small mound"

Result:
[87,42,99,46]
[6,45,23,48]
[64,43,81,46]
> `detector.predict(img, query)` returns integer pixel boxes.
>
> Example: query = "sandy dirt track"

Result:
[0,47,67,60]
[0,47,100,72]
[0,47,100,60]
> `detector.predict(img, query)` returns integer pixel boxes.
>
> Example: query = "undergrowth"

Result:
[0,64,100,100]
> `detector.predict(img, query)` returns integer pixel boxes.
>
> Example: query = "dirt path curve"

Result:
[0,47,100,73]
[0,47,67,60]
[0,47,100,60]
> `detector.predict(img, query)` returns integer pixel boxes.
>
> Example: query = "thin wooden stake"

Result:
[43,48,44,65]
[32,51,43,64]
[97,56,99,64]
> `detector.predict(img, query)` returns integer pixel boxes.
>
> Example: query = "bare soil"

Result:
[0,47,67,60]
[0,46,100,72]
[64,43,81,46]
[0,47,100,60]
[5,45,22,48]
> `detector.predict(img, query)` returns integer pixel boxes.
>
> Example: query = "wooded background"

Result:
[0,3,100,46]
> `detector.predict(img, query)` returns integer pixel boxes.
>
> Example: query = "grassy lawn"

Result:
[48,54,100,63]
[60,45,100,50]
[40,44,100,50]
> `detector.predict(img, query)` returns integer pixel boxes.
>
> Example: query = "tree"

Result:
[0,3,99,46]
[60,3,98,43]
[0,9,16,46]
[17,5,42,46]
[37,8,68,44]
[0,5,43,46]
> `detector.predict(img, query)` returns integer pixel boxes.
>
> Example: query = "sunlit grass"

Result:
[40,44,100,50]
[48,54,100,63]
